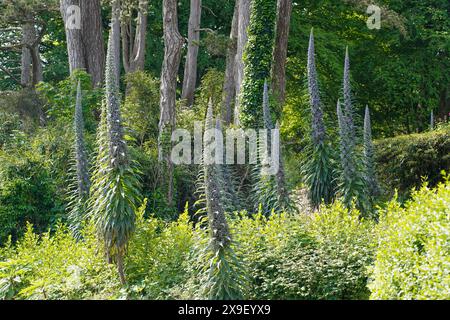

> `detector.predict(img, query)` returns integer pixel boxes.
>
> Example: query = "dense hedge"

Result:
[0,202,374,300]
[369,179,450,299]
[375,125,450,196]
[1,179,450,300]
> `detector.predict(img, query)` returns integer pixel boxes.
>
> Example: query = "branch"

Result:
[0,64,23,86]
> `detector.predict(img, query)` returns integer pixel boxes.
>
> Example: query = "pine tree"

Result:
[303,28,334,209]
[89,28,141,285]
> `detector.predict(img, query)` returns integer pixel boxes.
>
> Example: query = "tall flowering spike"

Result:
[262,80,273,130]
[90,27,141,285]
[342,46,355,142]
[202,112,242,299]
[364,106,380,197]
[105,29,127,169]
[74,81,90,198]
[337,100,356,184]
[307,28,325,145]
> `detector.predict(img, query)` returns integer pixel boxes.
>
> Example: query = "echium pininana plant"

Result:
[200,101,244,300]
[303,28,334,209]
[89,29,141,285]
[342,47,356,144]
[251,81,294,215]
[337,100,369,215]
[363,106,380,199]
[67,81,91,236]
[238,0,277,128]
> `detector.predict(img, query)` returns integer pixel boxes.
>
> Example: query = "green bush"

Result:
[123,72,160,146]
[0,201,376,300]
[125,204,196,299]
[0,112,22,148]
[0,152,63,244]
[375,125,450,197]
[0,223,120,300]
[231,205,375,300]
[369,178,450,299]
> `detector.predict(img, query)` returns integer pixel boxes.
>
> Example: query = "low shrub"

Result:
[231,204,375,300]
[0,201,376,300]
[369,178,450,299]
[0,223,120,300]
[0,152,63,244]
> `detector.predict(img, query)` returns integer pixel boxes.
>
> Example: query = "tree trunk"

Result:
[272,0,292,108]
[81,0,105,87]
[60,0,105,87]
[60,0,86,72]
[30,44,43,85]
[111,0,121,86]
[21,18,43,87]
[122,0,148,74]
[181,0,202,108]
[234,0,251,125]
[221,0,239,125]
[158,0,184,206]
[438,88,449,121]
[20,22,33,87]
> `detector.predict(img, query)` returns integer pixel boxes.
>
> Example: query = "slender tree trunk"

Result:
[111,0,121,86]
[30,44,43,85]
[60,0,86,72]
[272,0,292,108]
[21,18,43,87]
[122,0,148,74]
[158,0,184,206]
[81,0,105,87]
[20,22,33,87]
[234,0,251,125]
[181,0,202,107]
[438,88,449,121]
[221,0,239,125]
[60,0,105,87]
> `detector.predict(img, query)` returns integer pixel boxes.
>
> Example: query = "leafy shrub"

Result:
[369,178,450,299]
[123,72,160,146]
[37,71,101,133]
[0,112,22,148]
[375,125,450,197]
[125,204,196,299]
[0,152,63,244]
[231,205,375,300]
[0,89,42,130]
[0,223,120,300]
[0,201,376,300]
